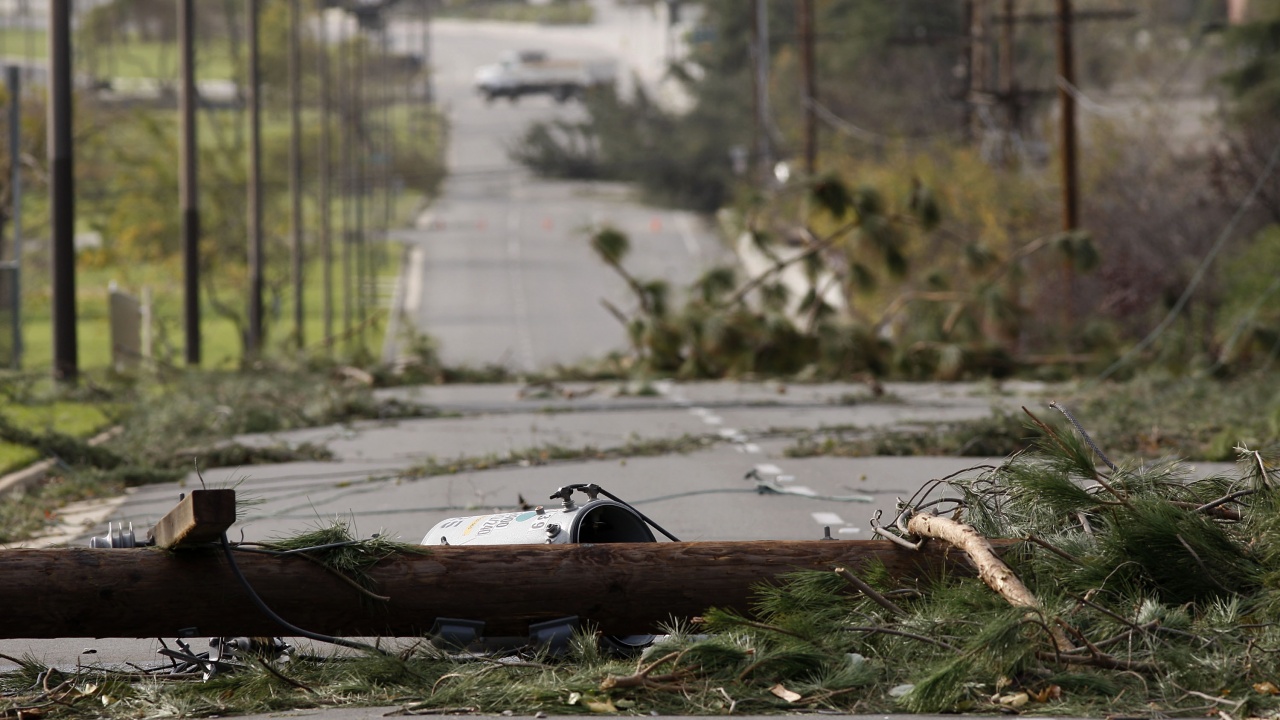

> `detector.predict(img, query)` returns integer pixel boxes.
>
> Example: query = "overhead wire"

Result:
[1097,139,1280,381]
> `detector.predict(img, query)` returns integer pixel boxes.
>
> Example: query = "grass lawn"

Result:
[0,401,113,475]
[2,228,408,476]
[16,240,406,372]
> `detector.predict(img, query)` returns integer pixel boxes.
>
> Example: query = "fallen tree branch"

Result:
[906,511,1074,652]
[1171,500,1241,521]
[834,567,907,617]
[1035,650,1161,673]
[844,625,959,652]
[601,649,698,691]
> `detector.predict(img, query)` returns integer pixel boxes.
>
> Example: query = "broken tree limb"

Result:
[905,512,1074,651]
[0,539,1009,639]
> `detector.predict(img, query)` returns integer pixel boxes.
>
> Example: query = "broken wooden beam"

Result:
[148,489,237,549]
[0,539,1006,639]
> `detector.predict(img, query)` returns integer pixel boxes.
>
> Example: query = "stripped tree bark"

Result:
[905,512,1075,651]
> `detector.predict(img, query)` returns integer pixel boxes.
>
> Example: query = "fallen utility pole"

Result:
[0,540,1000,639]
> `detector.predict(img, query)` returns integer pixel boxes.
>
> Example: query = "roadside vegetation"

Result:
[787,373,1280,463]
[516,0,1280,383]
[4,433,1280,718]
[435,0,594,25]
[2,1,1280,717]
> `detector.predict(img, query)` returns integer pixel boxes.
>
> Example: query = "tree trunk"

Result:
[0,540,998,639]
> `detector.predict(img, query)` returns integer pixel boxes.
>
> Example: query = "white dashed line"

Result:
[812,511,845,526]
[650,384,866,530]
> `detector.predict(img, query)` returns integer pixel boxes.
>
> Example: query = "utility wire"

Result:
[218,533,393,657]
[1097,139,1280,381]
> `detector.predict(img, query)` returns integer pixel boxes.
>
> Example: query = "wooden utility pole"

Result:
[319,5,334,348]
[0,540,996,639]
[798,0,816,176]
[246,0,264,356]
[1055,0,1079,232]
[354,37,367,346]
[341,28,353,347]
[961,0,974,140]
[969,0,989,141]
[751,0,772,180]
[48,0,76,382]
[999,0,1017,131]
[179,0,201,366]
[289,0,304,349]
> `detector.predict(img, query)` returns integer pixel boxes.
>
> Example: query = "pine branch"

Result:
[834,567,908,617]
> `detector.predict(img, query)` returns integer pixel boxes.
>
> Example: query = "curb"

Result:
[0,425,124,496]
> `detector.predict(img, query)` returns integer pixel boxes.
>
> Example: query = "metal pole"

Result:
[246,0,264,356]
[48,0,76,382]
[179,0,201,366]
[1055,0,1079,231]
[6,65,20,369]
[289,0,304,349]
[319,4,333,349]
[798,0,815,176]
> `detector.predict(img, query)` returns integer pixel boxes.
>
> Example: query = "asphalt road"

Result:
[0,380,1097,673]
[383,16,727,371]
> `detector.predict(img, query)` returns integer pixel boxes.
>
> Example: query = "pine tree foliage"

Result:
[6,421,1280,718]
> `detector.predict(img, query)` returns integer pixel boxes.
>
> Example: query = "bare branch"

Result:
[834,567,907,617]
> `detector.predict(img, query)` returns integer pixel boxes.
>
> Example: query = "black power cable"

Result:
[218,533,392,657]
[552,483,682,542]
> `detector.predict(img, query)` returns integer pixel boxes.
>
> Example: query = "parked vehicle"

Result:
[474,50,616,103]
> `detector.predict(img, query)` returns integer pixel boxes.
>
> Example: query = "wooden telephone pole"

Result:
[799,0,816,176]
[0,540,993,639]
[1055,0,1079,232]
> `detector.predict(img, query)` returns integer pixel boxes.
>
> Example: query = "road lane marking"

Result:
[812,511,844,526]
[504,210,536,370]
[676,213,700,259]
[405,246,425,313]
